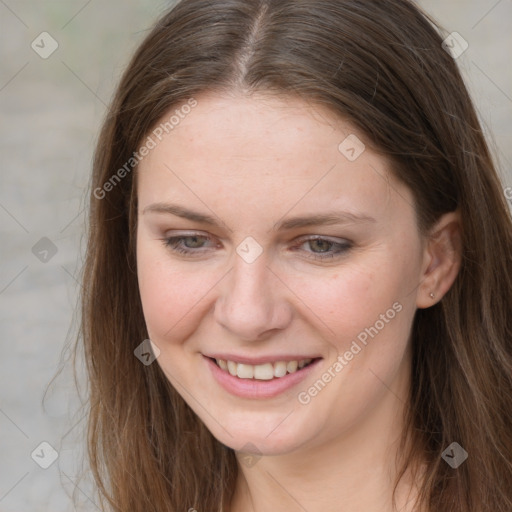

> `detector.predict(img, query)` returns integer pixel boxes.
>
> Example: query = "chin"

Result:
[199,409,317,456]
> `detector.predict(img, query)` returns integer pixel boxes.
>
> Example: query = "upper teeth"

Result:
[216,358,313,380]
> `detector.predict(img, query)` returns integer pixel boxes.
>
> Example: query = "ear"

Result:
[416,211,462,309]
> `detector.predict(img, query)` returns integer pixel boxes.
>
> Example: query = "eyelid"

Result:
[161,231,352,261]
[294,234,349,243]
[162,230,347,242]
[164,233,214,243]
[164,231,219,244]
[290,235,352,260]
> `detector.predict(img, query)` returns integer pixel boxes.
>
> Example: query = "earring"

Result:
[429,292,435,299]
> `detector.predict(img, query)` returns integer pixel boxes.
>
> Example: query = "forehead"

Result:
[150,92,356,165]
[136,92,412,229]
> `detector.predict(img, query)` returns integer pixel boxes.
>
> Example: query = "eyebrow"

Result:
[142,203,376,231]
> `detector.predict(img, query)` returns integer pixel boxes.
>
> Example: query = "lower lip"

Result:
[204,356,322,399]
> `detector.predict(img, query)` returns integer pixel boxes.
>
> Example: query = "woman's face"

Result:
[136,92,426,456]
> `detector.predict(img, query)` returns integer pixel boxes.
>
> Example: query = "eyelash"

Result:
[162,234,352,261]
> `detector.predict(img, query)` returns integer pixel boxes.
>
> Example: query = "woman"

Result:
[80,0,512,510]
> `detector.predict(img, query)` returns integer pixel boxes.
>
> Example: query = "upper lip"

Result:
[204,354,322,365]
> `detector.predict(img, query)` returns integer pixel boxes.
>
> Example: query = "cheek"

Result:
[291,264,399,336]
[287,246,419,360]
[136,243,214,344]
[291,263,415,419]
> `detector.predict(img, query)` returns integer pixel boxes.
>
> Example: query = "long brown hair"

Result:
[79,0,512,510]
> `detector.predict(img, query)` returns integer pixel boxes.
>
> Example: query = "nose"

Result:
[214,255,293,341]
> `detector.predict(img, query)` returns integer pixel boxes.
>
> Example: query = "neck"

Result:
[229,362,424,512]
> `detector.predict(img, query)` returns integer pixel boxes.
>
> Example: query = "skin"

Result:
[136,91,461,512]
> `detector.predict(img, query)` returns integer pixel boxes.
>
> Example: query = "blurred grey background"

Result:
[0,1,511,510]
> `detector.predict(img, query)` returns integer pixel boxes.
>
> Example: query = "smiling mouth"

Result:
[211,357,318,380]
